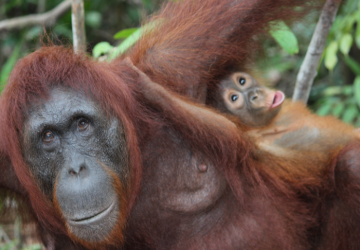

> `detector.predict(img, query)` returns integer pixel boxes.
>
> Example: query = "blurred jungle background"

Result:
[0,0,360,249]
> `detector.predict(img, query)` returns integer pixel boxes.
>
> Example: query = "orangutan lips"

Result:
[271,91,285,109]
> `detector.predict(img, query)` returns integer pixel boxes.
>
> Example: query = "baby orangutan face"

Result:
[219,72,285,127]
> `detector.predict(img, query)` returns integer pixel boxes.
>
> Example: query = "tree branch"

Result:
[0,0,71,32]
[292,0,340,103]
[71,0,86,54]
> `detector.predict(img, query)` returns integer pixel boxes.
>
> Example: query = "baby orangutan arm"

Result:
[124,58,245,162]
[252,101,360,153]
[125,58,237,135]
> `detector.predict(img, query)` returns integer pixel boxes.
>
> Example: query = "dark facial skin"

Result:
[218,72,285,127]
[22,87,127,242]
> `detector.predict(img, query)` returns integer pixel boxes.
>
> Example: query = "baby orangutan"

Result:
[216,72,285,127]
[215,71,359,155]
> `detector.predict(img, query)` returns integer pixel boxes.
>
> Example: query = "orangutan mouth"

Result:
[68,202,115,225]
[271,91,285,109]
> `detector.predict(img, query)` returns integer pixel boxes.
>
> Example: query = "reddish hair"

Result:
[0,0,341,248]
[115,0,325,204]
[0,46,148,238]
[125,0,322,101]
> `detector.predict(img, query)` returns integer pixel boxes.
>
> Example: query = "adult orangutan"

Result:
[2,0,359,250]
[0,45,312,250]
[122,59,360,250]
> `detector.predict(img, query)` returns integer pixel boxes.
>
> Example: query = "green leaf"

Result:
[356,10,360,48]
[343,56,360,75]
[85,11,102,29]
[345,98,357,105]
[342,104,358,124]
[92,42,114,58]
[2,0,22,14]
[25,26,41,40]
[322,86,342,96]
[342,0,359,15]
[0,40,23,92]
[2,240,17,250]
[344,13,357,33]
[354,76,360,107]
[114,28,139,39]
[332,102,345,117]
[330,18,342,36]
[316,102,332,116]
[324,41,338,71]
[270,21,299,55]
[357,34,360,50]
[109,29,143,60]
[22,244,44,250]
[339,33,353,56]
[108,20,161,60]
[53,26,73,39]
[343,86,353,96]
[141,0,154,8]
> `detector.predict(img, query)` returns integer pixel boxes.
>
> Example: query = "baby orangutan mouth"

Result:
[271,91,285,109]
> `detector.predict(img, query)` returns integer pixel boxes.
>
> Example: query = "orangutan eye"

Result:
[239,77,246,85]
[231,95,239,102]
[42,131,55,143]
[77,118,89,131]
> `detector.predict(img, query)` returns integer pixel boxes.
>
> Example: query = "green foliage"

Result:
[313,79,360,125]
[339,33,353,55]
[354,76,360,107]
[323,0,360,71]
[311,0,360,126]
[343,55,360,75]
[85,11,102,29]
[356,9,360,47]
[316,100,332,116]
[114,28,138,39]
[96,19,298,61]
[93,20,161,60]
[324,41,338,71]
[2,0,360,128]
[0,37,24,92]
[0,240,17,250]
[93,41,113,58]
[270,21,299,55]
[53,25,73,39]
[25,26,41,40]
[108,26,143,60]
[21,244,43,250]
[0,240,43,250]
[342,104,358,123]
[0,0,163,90]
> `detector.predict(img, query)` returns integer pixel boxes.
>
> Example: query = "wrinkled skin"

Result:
[22,88,127,242]
[20,86,229,247]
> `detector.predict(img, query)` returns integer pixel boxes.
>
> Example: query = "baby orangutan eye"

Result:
[239,77,246,86]
[78,118,89,131]
[231,94,239,102]
[42,131,55,143]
